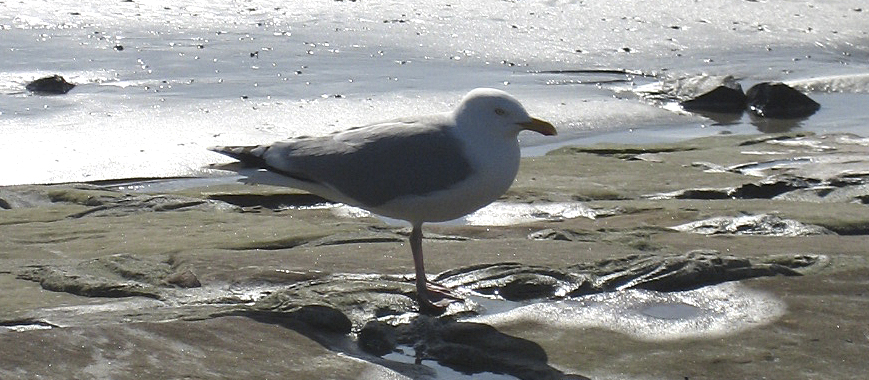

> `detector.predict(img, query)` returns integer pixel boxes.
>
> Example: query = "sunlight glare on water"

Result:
[468,282,786,342]
[1,0,867,185]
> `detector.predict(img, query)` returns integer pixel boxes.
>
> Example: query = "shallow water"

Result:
[468,281,785,342]
[2,0,868,185]
[375,282,787,378]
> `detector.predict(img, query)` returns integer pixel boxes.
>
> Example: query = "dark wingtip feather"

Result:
[208,145,269,167]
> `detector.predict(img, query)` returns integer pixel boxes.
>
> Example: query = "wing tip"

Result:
[207,145,270,168]
[206,161,249,172]
[208,145,249,154]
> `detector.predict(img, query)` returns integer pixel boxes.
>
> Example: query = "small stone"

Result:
[358,320,397,356]
[26,75,75,94]
[672,75,746,114]
[163,269,201,288]
[745,82,820,118]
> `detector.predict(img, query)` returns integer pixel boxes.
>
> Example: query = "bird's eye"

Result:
[494,108,507,116]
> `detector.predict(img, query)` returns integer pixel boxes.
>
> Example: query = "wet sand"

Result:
[1,131,868,379]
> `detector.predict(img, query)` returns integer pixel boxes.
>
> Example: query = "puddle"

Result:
[466,294,531,316]
[335,201,601,227]
[730,157,814,176]
[640,302,702,320]
[460,202,600,226]
[365,283,784,379]
[466,281,785,342]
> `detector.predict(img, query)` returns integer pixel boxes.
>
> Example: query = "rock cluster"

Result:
[638,74,821,120]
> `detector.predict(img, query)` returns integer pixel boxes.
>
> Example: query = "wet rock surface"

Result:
[3,132,869,379]
[671,214,833,236]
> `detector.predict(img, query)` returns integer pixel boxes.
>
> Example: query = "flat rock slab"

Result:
[2,132,868,379]
[0,316,404,380]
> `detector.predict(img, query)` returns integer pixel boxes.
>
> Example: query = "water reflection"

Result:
[689,107,808,133]
[690,109,744,125]
[749,113,807,133]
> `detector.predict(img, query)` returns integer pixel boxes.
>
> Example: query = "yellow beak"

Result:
[519,117,557,136]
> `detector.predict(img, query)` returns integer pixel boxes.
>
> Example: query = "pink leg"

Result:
[410,223,458,314]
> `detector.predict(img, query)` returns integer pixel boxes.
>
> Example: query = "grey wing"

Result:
[261,118,474,206]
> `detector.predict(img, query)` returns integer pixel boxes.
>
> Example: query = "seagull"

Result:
[209,88,556,313]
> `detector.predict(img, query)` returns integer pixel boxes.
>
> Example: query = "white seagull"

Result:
[209,88,557,313]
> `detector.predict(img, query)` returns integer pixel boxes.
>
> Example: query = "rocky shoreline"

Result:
[2,131,868,379]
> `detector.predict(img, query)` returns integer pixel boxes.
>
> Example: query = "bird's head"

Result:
[453,88,557,138]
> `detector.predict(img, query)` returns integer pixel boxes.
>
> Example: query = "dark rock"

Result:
[746,82,820,118]
[242,304,353,335]
[735,132,812,146]
[163,269,201,288]
[677,76,747,114]
[675,188,732,199]
[358,320,397,356]
[564,145,695,158]
[287,305,353,334]
[207,193,328,209]
[729,176,817,199]
[651,176,820,201]
[26,75,76,94]
[395,317,569,380]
